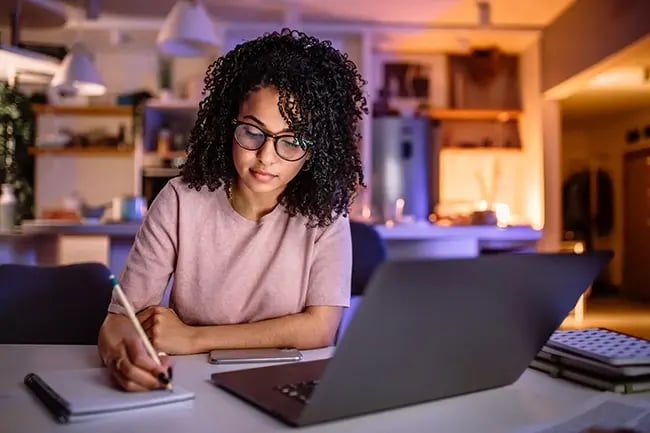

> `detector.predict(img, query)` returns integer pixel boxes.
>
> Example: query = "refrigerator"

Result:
[371,115,439,222]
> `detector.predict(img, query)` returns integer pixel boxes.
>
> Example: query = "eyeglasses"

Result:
[232,119,309,162]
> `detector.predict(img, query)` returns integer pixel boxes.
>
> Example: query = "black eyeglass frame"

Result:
[231,119,309,162]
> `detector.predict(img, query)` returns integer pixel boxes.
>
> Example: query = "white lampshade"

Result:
[50,43,106,96]
[157,0,222,57]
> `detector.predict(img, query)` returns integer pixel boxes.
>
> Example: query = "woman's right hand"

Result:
[98,313,173,392]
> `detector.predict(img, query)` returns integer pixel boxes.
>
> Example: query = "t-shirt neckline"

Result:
[219,186,283,226]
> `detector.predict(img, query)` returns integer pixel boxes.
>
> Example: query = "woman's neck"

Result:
[229,182,282,222]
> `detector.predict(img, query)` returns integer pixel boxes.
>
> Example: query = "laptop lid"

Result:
[297,251,612,425]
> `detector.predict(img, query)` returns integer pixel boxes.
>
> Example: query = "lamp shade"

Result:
[157,0,221,57]
[50,43,106,96]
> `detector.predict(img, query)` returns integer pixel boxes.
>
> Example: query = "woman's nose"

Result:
[256,137,278,163]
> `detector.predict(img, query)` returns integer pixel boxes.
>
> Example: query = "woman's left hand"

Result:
[137,306,198,355]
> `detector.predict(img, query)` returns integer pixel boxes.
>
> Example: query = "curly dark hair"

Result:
[181,28,367,227]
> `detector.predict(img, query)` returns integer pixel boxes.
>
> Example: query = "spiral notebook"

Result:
[24,368,195,423]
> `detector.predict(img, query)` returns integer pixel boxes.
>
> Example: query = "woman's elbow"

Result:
[297,306,343,349]
[300,320,339,349]
[297,329,336,350]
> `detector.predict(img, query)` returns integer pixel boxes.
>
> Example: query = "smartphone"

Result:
[208,348,303,365]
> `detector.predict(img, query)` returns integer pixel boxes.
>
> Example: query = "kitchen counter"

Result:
[0,220,142,275]
[371,222,541,259]
[0,220,542,271]
[373,222,541,241]
[19,220,142,237]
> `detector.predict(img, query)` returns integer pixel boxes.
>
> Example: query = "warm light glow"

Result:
[531,221,544,231]
[476,200,488,211]
[573,242,585,254]
[588,68,646,88]
[395,198,405,222]
[385,219,395,228]
[494,202,511,228]
[361,205,371,220]
[496,112,510,122]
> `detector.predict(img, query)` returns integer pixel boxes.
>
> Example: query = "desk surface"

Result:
[0,344,638,433]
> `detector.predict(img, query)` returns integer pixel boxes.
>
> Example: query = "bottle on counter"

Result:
[0,183,17,232]
[157,125,171,157]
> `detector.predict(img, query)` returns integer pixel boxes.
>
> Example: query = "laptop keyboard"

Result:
[274,380,320,403]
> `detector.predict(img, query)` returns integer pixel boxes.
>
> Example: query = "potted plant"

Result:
[0,82,35,225]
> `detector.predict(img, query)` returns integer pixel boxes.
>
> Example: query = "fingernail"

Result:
[158,372,170,385]
[167,367,173,380]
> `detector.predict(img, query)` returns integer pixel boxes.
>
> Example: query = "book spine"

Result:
[24,373,71,423]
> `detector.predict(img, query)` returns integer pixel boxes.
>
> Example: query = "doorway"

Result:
[623,149,650,301]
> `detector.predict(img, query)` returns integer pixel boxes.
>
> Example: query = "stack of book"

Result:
[531,328,650,393]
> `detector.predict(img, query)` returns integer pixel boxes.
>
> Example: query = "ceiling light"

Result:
[157,0,222,57]
[50,43,106,96]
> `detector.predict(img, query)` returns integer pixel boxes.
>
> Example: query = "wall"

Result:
[561,107,650,287]
[541,0,650,92]
[438,149,526,221]
[34,154,135,215]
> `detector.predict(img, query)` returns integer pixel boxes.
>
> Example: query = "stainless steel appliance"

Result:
[371,116,439,222]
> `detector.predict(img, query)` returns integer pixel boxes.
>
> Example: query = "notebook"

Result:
[24,368,195,423]
[530,357,650,394]
[547,328,650,366]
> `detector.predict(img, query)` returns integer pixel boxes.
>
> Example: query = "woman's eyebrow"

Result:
[243,114,292,134]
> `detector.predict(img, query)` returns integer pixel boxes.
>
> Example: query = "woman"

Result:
[98,29,367,391]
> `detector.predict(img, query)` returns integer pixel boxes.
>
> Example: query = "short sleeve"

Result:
[107,181,179,314]
[305,216,352,307]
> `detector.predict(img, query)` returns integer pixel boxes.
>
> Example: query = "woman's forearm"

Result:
[191,306,342,353]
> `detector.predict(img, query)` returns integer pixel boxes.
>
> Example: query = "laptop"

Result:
[210,251,612,427]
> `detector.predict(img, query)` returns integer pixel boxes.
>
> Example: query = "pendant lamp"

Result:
[50,43,106,96]
[157,0,221,57]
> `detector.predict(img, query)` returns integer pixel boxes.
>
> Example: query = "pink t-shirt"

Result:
[108,177,352,325]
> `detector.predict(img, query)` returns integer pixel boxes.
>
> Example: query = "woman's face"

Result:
[232,86,308,197]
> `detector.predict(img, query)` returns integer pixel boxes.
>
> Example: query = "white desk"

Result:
[0,344,639,433]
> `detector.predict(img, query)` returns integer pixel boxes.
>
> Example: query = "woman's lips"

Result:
[250,168,277,182]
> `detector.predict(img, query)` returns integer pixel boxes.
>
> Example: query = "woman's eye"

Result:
[245,130,263,138]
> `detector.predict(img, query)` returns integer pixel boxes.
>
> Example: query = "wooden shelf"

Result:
[31,104,134,116]
[430,108,521,121]
[145,99,200,110]
[144,151,187,158]
[28,146,134,156]
[441,146,522,152]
